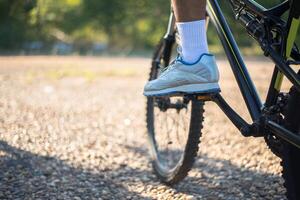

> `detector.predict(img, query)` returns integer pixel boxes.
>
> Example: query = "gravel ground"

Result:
[0,56,288,199]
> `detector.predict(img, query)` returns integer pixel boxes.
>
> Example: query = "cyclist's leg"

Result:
[143,0,220,96]
[172,0,205,22]
[172,0,208,63]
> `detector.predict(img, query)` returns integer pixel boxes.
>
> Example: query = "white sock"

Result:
[176,20,209,63]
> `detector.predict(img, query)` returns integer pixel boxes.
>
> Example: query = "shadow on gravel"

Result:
[0,141,285,200]
[124,144,285,200]
[0,141,151,200]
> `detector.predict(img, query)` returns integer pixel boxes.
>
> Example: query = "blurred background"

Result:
[0,0,292,56]
[0,0,293,199]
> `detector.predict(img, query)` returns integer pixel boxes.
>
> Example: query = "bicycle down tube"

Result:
[207,0,262,121]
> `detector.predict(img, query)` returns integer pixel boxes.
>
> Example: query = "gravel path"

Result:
[0,56,287,199]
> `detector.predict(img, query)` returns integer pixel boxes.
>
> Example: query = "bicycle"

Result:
[145,0,300,199]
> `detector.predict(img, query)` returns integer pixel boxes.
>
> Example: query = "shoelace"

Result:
[160,46,183,74]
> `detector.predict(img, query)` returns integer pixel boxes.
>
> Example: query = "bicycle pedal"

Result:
[197,95,213,101]
[195,92,220,101]
[181,93,218,101]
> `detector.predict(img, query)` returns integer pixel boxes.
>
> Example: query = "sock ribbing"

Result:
[176,20,209,63]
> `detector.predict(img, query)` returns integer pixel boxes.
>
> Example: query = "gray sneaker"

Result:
[143,54,220,97]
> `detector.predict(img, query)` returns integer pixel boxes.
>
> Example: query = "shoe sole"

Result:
[144,82,220,97]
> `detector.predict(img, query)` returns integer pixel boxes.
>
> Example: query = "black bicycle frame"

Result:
[207,0,263,121]
[203,0,300,147]
[162,0,300,147]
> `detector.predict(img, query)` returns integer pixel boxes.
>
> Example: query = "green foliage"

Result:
[79,0,169,49]
[0,0,36,49]
[0,0,298,54]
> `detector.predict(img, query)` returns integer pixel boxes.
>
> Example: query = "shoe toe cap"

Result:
[144,80,155,91]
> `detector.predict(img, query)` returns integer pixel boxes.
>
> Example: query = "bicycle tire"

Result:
[281,85,300,200]
[146,38,205,184]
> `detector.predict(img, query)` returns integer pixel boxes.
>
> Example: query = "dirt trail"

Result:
[0,56,287,199]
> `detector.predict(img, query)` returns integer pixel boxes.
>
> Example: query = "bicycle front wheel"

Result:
[146,37,205,184]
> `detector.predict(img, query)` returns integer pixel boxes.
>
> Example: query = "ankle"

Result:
[176,20,209,63]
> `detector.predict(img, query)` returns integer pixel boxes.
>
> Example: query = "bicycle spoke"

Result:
[153,96,191,169]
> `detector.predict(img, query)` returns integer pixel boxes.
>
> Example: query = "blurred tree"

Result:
[0,0,297,54]
[80,0,169,49]
[0,0,36,50]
